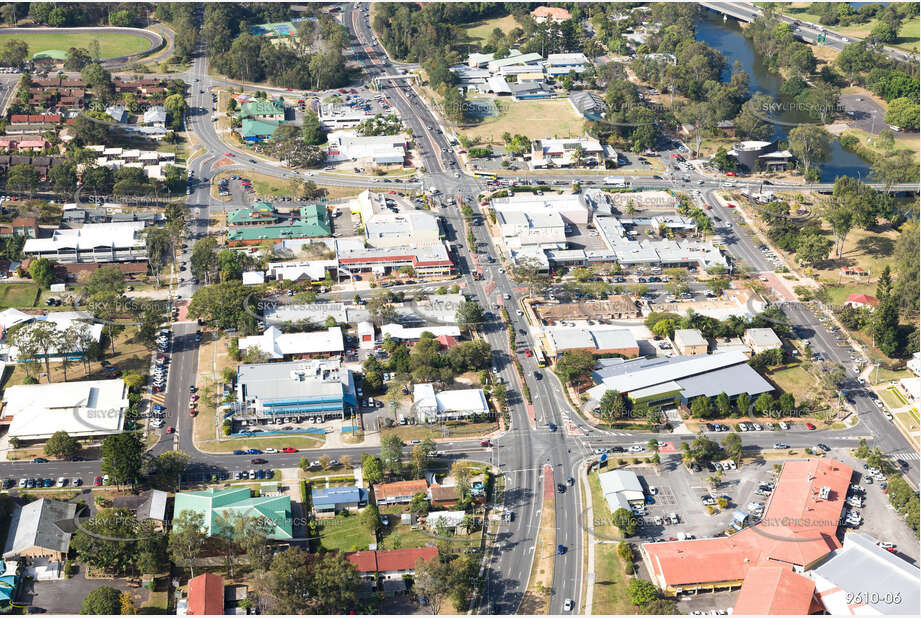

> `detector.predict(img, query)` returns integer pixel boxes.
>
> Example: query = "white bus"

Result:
[603,176,627,187]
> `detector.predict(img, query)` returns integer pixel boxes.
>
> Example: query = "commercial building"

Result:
[317,104,369,129]
[337,242,454,278]
[2,499,77,561]
[544,326,639,359]
[508,80,554,100]
[743,328,782,354]
[490,192,591,225]
[238,98,285,122]
[568,91,606,121]
[227,202,282,226]
[311,486,368,516]
[23,221,147,264]
[587,351,773,408]
[1,378,128,441]
[172,487,293,540]
[530,136,604,168]
[486,52,543,73]
[380,323,461,342]
[642,459,853,597]
[237,326,344,360]
[732,565,822,615]
[234,358,357,423]
[545,53,589,74]
[673,329,708,356]
[373,479,428,505]
[807,532,920,616]
[240,118,280,142]
[598,469,645,512]
[326,131,407,165]
[535,296,641,322]
[412,384,489,423]
[227,204,331,246]
[728,140,794,171]
[0,309,103,363]
[364,211,440,249]
[593,215,727,270]
[267,259,339,282]
[497,210,566,249]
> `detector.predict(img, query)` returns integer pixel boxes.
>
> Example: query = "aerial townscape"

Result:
[0,1,919,616]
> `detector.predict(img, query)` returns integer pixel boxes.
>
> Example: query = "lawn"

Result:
[768,365,817,403]
[318,512,373,552]
[587,471,637,615]
[870,367,912,385]
[380,421,498,442]
[824,283,877,307]
[896,18,921,52]
[0,283,40,308]
[460,98,584,144]
[460,15,520,45]
[781,4,920,51]
[378,521,478,552]
[839,128,921,167]
[0,32,152,59]
[879,388,904,411]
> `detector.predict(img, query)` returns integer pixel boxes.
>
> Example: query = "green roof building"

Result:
[239,98,285,122]
[172,487,293,540]
[227,204,331,245]
[241,118,280,142]
[227,202,280,226]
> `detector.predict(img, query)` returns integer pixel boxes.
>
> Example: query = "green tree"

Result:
[554,350,596,385]
[735,392,751,416]
[361,502,381,534]
[361,453,384,485]
[715,392,731,417]
[884,97,920,131]
[86,265,126,297]
[627,579,659,606]
[168,510,208,579]
[788,125,832,180]
[796,232,833,267]
[100,432,144,486]
[6,163,40,195]
[455,300,485,330]
[380,434,404,474]
[598,389,628,422]
[80,586,122,615]
[754,392,775,415]
[722,432,742,462]
[612,507,637,536]
[690,395,713,419]
[44,430,80,459]
[301,110,327,145]
[871,295,900,357]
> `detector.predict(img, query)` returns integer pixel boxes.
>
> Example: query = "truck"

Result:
[603,176,627,187]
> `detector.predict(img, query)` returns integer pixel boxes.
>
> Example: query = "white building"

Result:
[497,210,566,249]
[364,212,440,249]
[23,221,147,264]
[743,328,782,354]
[242,271,265,286]
[2,378,129,440]
[267,259,338,282]
[326,131,407,165]
[530,136,604,168]
[412,384,489,422]
[143,106,167,128]
[380,324,461,342]
[545,52,588,75]
[317,104,369,129]
[0,309,103,363]
[598,469,645,512]
[237,326,343,360]
[907,352,921,377]
[490,192,590,225]
[357,321,375,350]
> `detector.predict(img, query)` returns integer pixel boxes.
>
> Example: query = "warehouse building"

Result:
[598,469,645,512]
[237,326,344,360]
[326,131,408,165]
[544,326,639,359]
[412,384,489,423]
[23,221,147,264]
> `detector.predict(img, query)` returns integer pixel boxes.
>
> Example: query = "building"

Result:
[228,202,281,226]
[642,459,853,596]
[267,259,338,282]
[380,324,461,343]
[0,310,103,363]
[0,218,37,239]
[531,6,571,22]
[544,326,639,359]
[186,573,225,616]
[491,192,591,225]
[238,98,285,122]
[241,118,280,142]
[311,486,368,516]
[497,210,567,249]
[143,105,167,128]
[728,140,794,171]
[326,131,407,165]
[358,321,375,349]
[545,52,588,74]
[486,52,543,74]
[1,378,128,441]
[242,270,265,286]
[235,359,357,424]
[593,216,727,271]
[428,484,460,507]
[2,499,77,561]
[807,532,920,616]
[530,136,604,168]
[598,469,645,512]
[172,487,293,540]
[373,479,428,505]
[23,221,147,264]
[845,293,880,310]
[426,510,469,534]
[412,384,489,423]
[337,242,454,278]
[111,490,168,529]
[346,546,438,583]
[364,212,440,249]
[237,326,344,360]
[226,204,331,246]
[732,565,821,615]
[710,336,750,356]
[743,328,782,354]
[587,351,773,408]
[317,104,369,129]
[569,91,606,120]
[535,296,641,322]
[508,80,554,100]
[898,377,920,402]
[673,329,708,356]
[907,351,921,377]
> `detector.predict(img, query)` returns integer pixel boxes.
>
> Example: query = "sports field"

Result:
[461,98,584,144]
[0,31,151,59]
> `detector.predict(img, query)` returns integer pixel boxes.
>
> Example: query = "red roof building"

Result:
[642,459,853,600]
[732,565,823,615]
[435,334,459,348]
[845,293,879,308]
[187,573,224,615]
[373,479,428,504]
[531,6,572,22]
[346,546,438,576]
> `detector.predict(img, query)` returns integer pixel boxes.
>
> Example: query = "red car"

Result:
[524,349,532,357]
[726,203,736,208]
[725,171,736,176]
[282,447,298,453]
[225,152,235,158]
[166,426,175,434]
[806,422,816,430]
[153,385,163,393]
[480,440,491,447]
[189,409,197,417]
[94,476,103,486]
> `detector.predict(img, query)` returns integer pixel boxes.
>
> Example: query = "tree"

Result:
[796,232,833,267]
[735,392,751,416]
[168,510,208,579]
[147,451,190,490]
[0,38,28,66]
[870,19,897,43]
[381,434,404,474]
[80,586,122,615]
[787,125,832,179]
[722,432,742,462]
[598,390,628,422]
[361,453,384,485]
[690,395,713,419]
[554,350,596,385]
[87,265,126,297]
[455,300,485,330]
[361,502,381,534]
[100,432,144,486]
[715,392,731,417]
[71,509,162,576]
[6,164,40,195]
[164,93,189,123]
[884,97,920,131]
[451,461,472,499]
[612,507,637,536]
[628,579,659,606]
[44,430,80,459]
[413,554,452,615]
[0,4,18,26]
[871,295,900,357]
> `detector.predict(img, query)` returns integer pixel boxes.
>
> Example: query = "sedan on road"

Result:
[251,458,268,464]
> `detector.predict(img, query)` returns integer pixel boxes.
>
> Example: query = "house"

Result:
[544,326,639,360]
[710,336,750,356]
[373,479,428,505]
[143,105,167,128]
[2,499,77,561]
[111,490,169,529]
[241,118,280,142]
[234,358,357,424]
[237,325,344,360]
[186,573,225,616]
[1,378,128,441]
[412,384,489,423]
[0,218,38,239]
[311,486,368,516]
[426,510,470,535]
[357,321,375,350]
[743,328,782,354]
[806,532,920,616]
[228,202,282,226]
[172,487,293,540]
[598,469,645,512]
[531,6,572,22]
[238,98,285,122]
[379,324,461,343]
[673,329,708,356]
[845,293,880,310]
[346,546,438,582]
[428,484,460,507]
[105,105,127,123]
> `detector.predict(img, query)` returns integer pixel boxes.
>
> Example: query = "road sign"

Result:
[600,452,608,463]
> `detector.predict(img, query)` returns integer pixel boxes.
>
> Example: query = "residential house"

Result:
[531,6,572,22]
[2,499,77,561]
[143,106,167,128]
[0,218,38,239]
[238,98,285,122]
[186,573,225,616]
[743,328,782,354]
[311,486,368,517]
[346,546,438,585]
[428,484,460,508]
[111,490,169,529]
[373,479,428,505]
[845,293,879,310]
[241,118,280,142]
[426,510,470,535]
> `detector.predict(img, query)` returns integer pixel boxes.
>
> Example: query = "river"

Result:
[694,10,873,182]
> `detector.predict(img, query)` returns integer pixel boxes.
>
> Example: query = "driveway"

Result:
[19,566,143,614]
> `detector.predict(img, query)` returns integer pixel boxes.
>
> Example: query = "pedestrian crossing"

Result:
[150,393,166,406]
[890,450,919,461]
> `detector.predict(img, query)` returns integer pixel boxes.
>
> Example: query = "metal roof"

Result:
[588,351,750,397]
[676,364,773,400]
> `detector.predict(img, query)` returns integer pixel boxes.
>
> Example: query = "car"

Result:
[43,478,53,487]
[71,478,82,486]
[816,443,830,452]
[567,477,575,486]
[246,449,261,455]
[26,478,36,489]
[557,483,566,493]
[773,442,789,449]
[233,449,245,455]
[629,445,643,452]
[166,426,175,434]
[480,440,491,447]
[18,478,27,488]
[806,422,816,430]
[878,542,896,552]
[282,447,298,453]
[32,457,48,463]
[557,544,567,555]
[563,599,574,612]
[779,421,789,430]
[534,371,542,380]
[94,476,103,486]
[56,477,66,487]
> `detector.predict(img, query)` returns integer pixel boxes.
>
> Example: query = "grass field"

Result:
[0,32,152,59]
[318,512,373,552]
[769,365,817,402]
[840,128,921,167]
[824,283,876,307]
[380,421,497,442]
[460,15,520,45]
[781,4,921,52]
[588,471,637,614]
[460,98,584,144]
[0,283,40,308]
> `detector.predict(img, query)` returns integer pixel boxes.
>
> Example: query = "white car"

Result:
[629,445,644,452]
[264,448,278,454]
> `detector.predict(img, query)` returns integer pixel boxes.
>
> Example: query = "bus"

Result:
[535,349,547,368]
[473,171,498,180]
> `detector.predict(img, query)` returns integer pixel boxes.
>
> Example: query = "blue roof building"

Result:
[312,486,368,514]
